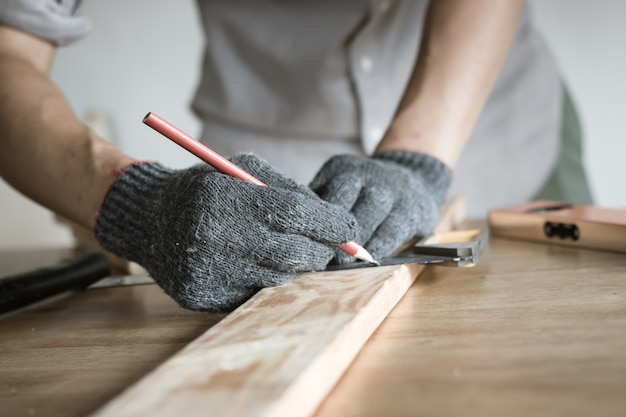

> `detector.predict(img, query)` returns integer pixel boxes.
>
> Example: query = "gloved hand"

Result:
[309,150,451,264]
[95,154,357,312]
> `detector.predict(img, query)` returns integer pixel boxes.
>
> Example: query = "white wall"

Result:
[0,1,202,249]
[1,1,625,249]
[530,0,626,208]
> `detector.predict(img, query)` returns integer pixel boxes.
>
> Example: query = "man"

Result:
[0,0,593,311]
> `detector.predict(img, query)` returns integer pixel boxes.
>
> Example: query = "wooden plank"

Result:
[314,235,626,417]
[0,250,224,417]
[91,263,425,417]
[5,219,626,417]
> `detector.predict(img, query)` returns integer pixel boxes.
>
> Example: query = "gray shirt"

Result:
[0,0,562,217]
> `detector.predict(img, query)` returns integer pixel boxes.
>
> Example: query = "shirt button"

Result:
[360,55,374,73]
[369,126,384,143]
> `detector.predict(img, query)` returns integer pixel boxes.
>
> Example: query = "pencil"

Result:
[142,112,379,265]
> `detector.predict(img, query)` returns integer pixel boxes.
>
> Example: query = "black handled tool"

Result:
[0,252,111,315]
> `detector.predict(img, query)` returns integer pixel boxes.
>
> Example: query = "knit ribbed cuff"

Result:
[95,162,174,264]
[373,150,452,205]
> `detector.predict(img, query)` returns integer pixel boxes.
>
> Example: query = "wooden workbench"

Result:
[1,236,625,417]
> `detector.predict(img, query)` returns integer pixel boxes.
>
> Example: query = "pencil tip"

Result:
[354,246,379,266]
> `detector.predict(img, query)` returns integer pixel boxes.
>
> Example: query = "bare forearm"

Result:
[0,26,134,230]
[376,0,524,168]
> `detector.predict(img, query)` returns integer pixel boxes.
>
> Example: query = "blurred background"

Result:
[1,0,624,249]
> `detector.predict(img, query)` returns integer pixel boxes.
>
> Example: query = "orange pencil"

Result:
[142,112,378,265]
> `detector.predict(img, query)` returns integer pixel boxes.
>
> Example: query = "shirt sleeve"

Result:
[0,0,92,46]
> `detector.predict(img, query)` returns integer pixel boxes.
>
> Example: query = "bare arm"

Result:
[375,0,524,168]
[0,25,134,230]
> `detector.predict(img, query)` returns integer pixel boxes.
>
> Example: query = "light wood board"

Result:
[91,263,424,417]
[314,236,626,417]
[0,249,223,417]
[4,230,626,417]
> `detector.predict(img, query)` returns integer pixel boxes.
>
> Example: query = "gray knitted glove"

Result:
[95,154,357,312]
[309,150,451,264]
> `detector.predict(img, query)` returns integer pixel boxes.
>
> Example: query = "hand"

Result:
[309,151,451,263]
[95,154,357,312]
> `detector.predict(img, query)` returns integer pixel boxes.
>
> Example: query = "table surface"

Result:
[1,237,625,417]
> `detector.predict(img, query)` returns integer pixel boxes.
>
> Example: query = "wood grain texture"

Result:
[314,236,626,417]
[4,229,625,417]
[91,264,424,417]
[0,249,225,417]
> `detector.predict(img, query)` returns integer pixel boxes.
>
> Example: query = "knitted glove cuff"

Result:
[373,150,452,205]
[95,161,174,264]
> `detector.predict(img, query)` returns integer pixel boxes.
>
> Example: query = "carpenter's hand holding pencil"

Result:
[94,147,359,313]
